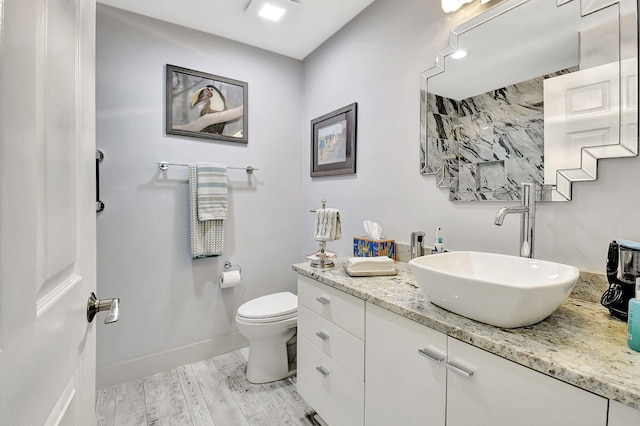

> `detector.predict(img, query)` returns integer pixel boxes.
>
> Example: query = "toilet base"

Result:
[245,330,297,384]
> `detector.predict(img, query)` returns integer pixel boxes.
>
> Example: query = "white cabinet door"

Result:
[446,338,608,426]
[365,303,447,426]
[608,400,640,426]
[0,0,97,424]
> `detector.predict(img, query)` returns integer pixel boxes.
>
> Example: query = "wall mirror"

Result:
[420,0,638,201]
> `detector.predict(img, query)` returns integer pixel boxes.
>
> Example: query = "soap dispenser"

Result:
[410,231,425,259]
[627,278,640,352]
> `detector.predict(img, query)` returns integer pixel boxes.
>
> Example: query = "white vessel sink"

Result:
[408,251,580,328]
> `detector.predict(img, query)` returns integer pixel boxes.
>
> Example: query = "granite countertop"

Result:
[292,258,640,410]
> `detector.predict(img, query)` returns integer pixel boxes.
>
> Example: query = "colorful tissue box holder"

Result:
[353,237,396,259]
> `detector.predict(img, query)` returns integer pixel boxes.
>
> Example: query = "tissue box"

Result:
[353,237,396,259]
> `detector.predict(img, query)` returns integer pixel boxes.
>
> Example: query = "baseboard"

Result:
[96,332,249,389]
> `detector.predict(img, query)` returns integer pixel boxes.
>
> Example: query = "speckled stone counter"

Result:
[292,259,640,410]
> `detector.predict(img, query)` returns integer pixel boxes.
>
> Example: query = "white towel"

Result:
[314,208,342,242]
[347,256,394,272]
[189,164,224,258]
[196,163,227,221]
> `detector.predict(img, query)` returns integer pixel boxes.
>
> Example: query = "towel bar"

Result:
[158,161,257,174]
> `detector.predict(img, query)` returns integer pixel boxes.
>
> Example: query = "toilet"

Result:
[235,291,298,384]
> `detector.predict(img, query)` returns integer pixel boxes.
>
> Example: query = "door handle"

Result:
[444,361,474,379]
[87,292,120,324]
[315,330,330,341]
[418,347,445,363]
[315,365,330,377]
[96,149,105,213]
[316,296,330,305]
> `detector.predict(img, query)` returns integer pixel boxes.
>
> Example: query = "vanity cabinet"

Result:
[608,400,640,425]
[365,303,608,426]
[296,276,365,426]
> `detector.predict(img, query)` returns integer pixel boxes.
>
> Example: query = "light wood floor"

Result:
[95,349,316,426]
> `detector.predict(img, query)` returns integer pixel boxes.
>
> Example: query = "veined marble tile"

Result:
[424,67,576,201]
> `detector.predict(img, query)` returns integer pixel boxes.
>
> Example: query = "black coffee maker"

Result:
[601,239,640,321]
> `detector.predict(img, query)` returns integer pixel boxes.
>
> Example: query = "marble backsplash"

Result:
[422,68,575,201]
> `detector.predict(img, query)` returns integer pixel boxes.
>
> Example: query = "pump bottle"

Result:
[627,278,640,352]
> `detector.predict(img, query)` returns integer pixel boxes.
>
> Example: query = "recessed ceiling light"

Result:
[451,50,467,59]
[258,3,287,22]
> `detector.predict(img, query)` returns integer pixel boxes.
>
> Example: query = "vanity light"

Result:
[451,50,468,59]
[441,0,473,13]
[442,0,495,13]
[258,2,286,22]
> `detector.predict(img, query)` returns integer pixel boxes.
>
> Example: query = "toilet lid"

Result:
[237,291,297,320]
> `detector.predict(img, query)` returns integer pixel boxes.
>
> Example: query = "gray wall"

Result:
[97,0,639,386]
[96,5,303,386]
[301,0,639,269]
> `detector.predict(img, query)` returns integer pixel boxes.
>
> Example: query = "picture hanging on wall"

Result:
[166,64,248,143]
[310,102,357,177]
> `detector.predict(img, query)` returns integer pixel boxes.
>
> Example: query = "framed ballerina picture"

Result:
[166,64,248,143]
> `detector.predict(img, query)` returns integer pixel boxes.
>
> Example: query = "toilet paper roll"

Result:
[219,270,241,288]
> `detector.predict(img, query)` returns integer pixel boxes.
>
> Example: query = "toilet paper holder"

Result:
[224,261,241,273]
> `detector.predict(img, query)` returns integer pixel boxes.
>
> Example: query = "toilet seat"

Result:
[237,292,297,324]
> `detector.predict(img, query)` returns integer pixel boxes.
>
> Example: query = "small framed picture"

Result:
[166,64,248,143]
[310,103,357,177]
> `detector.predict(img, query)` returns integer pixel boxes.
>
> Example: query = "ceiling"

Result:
[97,0,376,60]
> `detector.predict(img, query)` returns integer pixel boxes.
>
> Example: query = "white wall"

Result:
[96,5,303,386]
[301,0,640,271]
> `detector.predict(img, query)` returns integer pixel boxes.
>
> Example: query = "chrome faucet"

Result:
[494,182,536,258]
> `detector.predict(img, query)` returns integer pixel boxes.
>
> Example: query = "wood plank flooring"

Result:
[96,349,317,426]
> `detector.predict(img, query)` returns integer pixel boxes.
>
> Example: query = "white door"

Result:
[543,62,620,194]
[0,0,98,424]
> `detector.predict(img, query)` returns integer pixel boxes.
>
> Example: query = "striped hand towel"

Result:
[314,208,342,242]
[189,164,224,258]
[196,163,228,221]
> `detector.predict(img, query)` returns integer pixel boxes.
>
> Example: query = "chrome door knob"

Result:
[87,292,120,324]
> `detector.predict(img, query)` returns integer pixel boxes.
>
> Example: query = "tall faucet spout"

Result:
[494,183,537,258]
[494,206,528,226]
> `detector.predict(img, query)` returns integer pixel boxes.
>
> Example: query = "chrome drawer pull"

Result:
[315,365,330,377]
[316,330,330,341]
[418,348,445,363]
[444,361,474,379]
[316,296,331,305]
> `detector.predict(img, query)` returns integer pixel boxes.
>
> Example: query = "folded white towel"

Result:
[347,256,394,272]
[314,208,342,242]
[196,163,227,221]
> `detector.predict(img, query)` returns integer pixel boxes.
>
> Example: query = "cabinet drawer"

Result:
[298,275,365,339]
[297,336,364,426]
[298,304,364,380]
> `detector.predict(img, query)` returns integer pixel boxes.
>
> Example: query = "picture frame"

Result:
[310,102,357,177]
[166,64,248,143]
